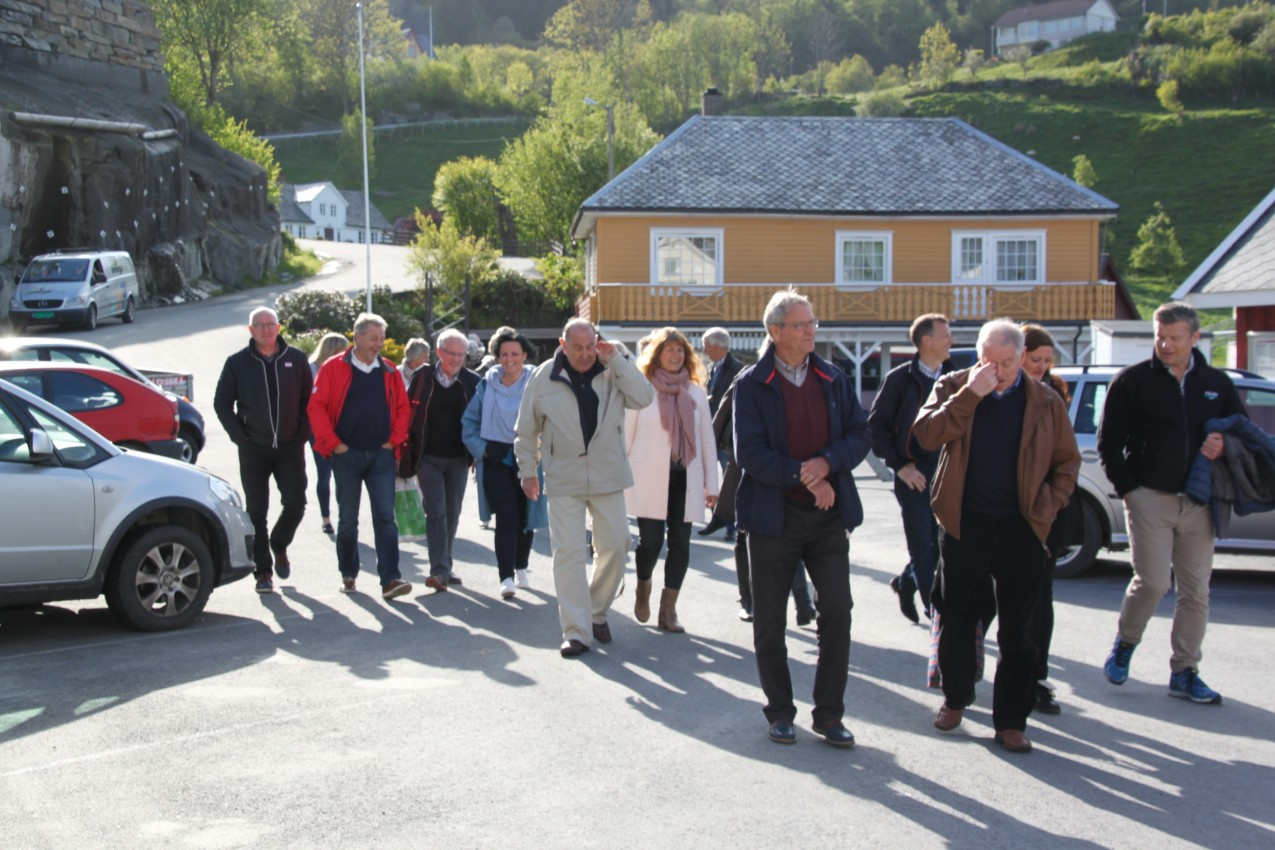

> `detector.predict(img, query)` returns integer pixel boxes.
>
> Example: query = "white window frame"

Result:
[951,229,1046,289]
[650,228,724,294]
[835,230,892,289]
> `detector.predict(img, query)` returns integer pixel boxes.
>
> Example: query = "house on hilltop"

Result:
[571,98,1122,394]
[992,0,1119,56]
[1173,184,1275,376]
[279,182,393,244]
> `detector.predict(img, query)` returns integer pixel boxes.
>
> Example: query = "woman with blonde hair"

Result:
[625,327,719,632]
[309,332,350,534]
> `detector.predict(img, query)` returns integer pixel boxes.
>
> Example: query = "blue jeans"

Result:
[331,447,400,585]
[894,477,939,612]
[311,442,333,519]
[417,454,469,578]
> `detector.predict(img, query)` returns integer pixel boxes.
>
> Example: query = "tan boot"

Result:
[658,587,685,633]
[634,579,653,623]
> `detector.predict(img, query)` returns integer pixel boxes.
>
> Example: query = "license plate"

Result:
[33,312,55,319]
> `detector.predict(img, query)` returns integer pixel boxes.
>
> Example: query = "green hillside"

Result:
[270,118,531,224]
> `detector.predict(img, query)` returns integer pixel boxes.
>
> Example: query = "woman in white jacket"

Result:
[625,327,719,633]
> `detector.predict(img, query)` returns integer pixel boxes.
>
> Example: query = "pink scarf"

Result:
[650,368,697,466]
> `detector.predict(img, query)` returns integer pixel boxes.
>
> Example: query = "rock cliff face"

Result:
[0,3,279,314]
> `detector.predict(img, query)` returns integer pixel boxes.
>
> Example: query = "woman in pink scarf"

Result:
[624,328,719,632]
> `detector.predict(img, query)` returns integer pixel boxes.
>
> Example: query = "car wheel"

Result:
[121,296,136,324]
[177,424,201,464]
[84,304,98,331]
[104,526,214,631]
[1054,498,1101,579]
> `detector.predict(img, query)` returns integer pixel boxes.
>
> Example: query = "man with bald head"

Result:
[515,318,654,658]
[913,318,1079,754]
[214,306,312,593]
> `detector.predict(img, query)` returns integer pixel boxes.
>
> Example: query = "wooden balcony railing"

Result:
[579,282,1114,325]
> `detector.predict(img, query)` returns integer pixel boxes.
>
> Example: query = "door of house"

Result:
[324,227,334,240]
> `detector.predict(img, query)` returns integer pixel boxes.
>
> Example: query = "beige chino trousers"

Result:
[547,490,629,645]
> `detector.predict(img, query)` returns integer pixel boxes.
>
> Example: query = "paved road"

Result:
[3,252,1274,848]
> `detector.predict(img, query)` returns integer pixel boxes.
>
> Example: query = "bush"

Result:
[469,268,569,330]
[369,285,426,344]
[536,253,585,314]
[857,90,908,118]
[275,289,358,335]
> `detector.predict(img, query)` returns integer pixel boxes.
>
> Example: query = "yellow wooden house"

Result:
[571,108,1120,391]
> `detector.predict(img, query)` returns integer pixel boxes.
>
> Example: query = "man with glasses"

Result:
[734,291,871,748]
[214,307,312,593]
[402,328,481,591]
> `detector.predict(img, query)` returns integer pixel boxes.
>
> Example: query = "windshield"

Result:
[22,258,89,284]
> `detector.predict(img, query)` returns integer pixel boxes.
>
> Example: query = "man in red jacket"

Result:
[309,313,412,600]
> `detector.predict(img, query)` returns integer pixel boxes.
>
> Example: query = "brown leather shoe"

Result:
[592,621,612,643]
[559,639,590,658]
[934,704,964,731]
[634,579,652,623]
[994,729,1032,753]
[657,587,685,633]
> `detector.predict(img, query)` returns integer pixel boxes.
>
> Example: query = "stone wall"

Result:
[0,0,166,95]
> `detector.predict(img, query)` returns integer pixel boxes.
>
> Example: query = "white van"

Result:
[9,250,139,332]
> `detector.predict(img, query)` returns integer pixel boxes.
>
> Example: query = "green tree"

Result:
[336,109,376,189]
[432,157,504,244]
[963,48,987,78]
[296,0,401,114]
[918,22,960,90]
[825,55,875,94]
[535,253,586,315]
[406,215,501,300]
[151,0,265,105]
[1157,79,1186,116]
[1072,154,1098,188]
[1130,202,1187,275]
[857,90,908,117]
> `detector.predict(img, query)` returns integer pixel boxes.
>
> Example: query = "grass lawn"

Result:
[271,118,531,223]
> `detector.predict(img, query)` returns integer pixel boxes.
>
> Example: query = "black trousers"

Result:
[747,502,852,726]
[484,458,534,580]
[635,467,692,590]
[734,530,816,615]
[937,510,1045,732]
[1033,557,1056,682]
[238,440,308,577]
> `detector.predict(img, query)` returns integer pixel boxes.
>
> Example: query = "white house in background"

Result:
[993,0,1119,55]
[279,182,393,244]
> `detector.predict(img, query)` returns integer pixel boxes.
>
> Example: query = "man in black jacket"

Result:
[868,313,952,623]
[214,307,312,593]
[698,327,744,540]
[1098,301,1246,704]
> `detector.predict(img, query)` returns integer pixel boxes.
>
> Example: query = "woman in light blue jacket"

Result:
[462,327,547,599]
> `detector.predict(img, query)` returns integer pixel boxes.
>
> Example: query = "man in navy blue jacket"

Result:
[734,290,871,748]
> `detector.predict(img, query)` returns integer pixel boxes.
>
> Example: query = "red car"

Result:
[0,363,183,459]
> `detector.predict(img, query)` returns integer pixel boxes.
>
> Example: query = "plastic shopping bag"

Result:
[394,477,428,543]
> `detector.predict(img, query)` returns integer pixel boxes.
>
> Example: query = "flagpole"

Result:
[357,2,372,312]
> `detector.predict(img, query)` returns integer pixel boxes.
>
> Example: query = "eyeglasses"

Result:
[252,322,279,329]
[779,320,819,332]
[439,348,467,357]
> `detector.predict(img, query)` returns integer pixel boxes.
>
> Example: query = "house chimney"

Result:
[701,88,723,116]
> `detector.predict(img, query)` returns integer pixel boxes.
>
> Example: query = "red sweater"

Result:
[778,374,829,503]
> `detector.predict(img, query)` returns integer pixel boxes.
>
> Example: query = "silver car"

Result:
[1053,365,1275,577]
[0,378,254,630]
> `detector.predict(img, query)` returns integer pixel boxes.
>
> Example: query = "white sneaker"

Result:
[500,577,516,599]
[515,569,530,589]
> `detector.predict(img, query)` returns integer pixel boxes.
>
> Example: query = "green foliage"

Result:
[337,109,376,189]
[962,49,986,79]
[1072,154,1098,188]
[826,55,875,94]
[535,252,586,314]
[857,90,909,118]
[432,156,504,243]
[470,267,572,330]
[407,215,501,299]
[876,65,907,90]
[1157,80,1186,115]
[275,289,359,335]
[1130,202,1187,275]
[918,23,960,91]
[277,232,323,279]
[369,285,426,343]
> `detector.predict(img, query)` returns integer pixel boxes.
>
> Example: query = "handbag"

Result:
[393,476,428,542]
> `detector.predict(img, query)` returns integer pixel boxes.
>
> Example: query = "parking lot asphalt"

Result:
[3,245,1275,848]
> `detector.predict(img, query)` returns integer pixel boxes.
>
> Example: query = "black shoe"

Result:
[271,544,291,580]
[796,607,817,627]
[592,621,613,644]
[889,575,920,624]
[768,721,797,744]
[1034,683,1061,715]
[697,518,726,537]
[812,721,856,748]
[559,639,590,658]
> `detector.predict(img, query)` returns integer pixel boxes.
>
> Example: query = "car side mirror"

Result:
[29,428,54,460]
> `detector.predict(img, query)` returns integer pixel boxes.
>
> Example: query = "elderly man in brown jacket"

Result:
[913,318,1079,754]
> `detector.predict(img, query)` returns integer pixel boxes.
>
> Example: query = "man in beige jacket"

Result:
[515,318,655,657]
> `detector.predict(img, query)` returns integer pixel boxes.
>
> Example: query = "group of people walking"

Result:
[213,292,1251,752]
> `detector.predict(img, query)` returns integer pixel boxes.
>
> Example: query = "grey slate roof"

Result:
[574,115,1117,236]
[1174,185,1275,301]
[339,190,394,231]
[278,184,312,225]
